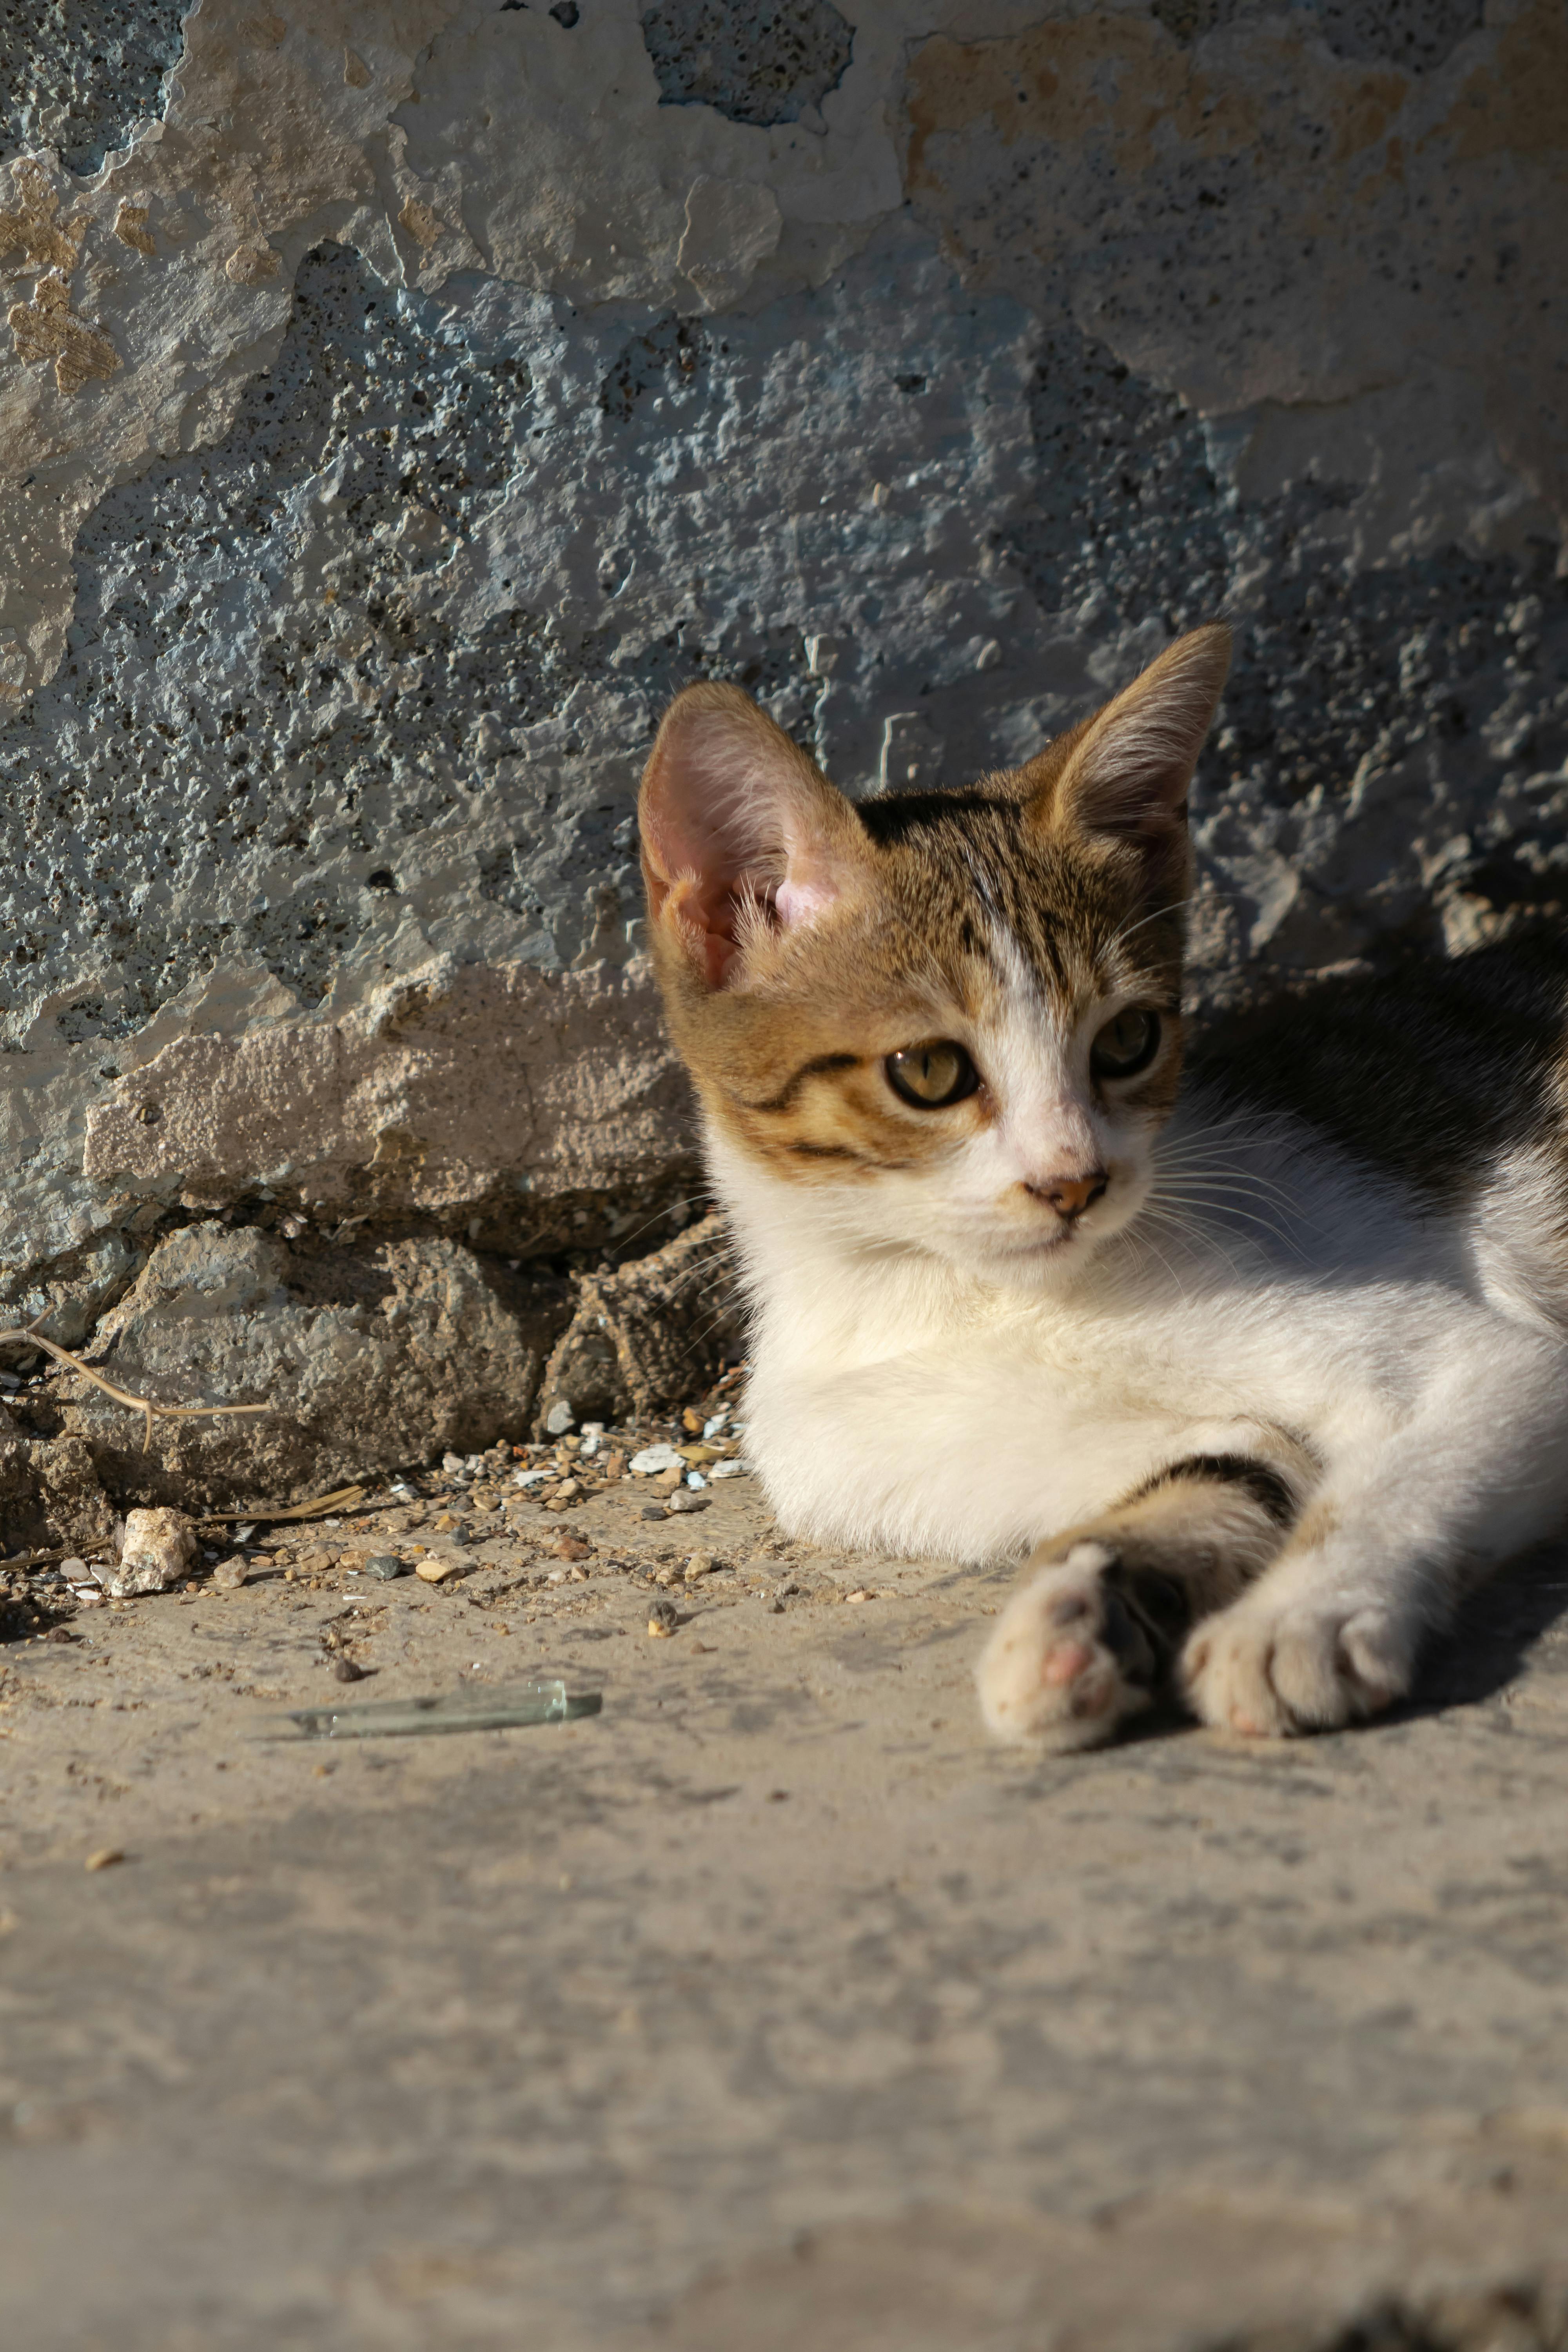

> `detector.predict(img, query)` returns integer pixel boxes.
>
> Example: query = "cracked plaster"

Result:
[0,0,1562,1324]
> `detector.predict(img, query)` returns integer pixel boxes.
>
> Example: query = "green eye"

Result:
[886,1040,981,1109]
[1091,1007,1161,1080]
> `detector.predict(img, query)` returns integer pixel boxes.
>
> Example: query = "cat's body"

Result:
[639,630,1568,1748]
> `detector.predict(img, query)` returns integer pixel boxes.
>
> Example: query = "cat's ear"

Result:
[639,683,865,987]
[1030,624,1230,858]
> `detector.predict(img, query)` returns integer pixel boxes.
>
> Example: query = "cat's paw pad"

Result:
[1182,1595,1413,1739]
[977,1542,1157,1750]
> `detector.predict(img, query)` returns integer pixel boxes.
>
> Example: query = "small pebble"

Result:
[629,1443,682,1476]
[332,1658,366,1683]
[60,1556,87,1576]
[544,1399,576,1436]
[363,1555,405,1581]
[683,1551,715,1584]
[85,1848,125,1872]
[647,1599,680,1639]
[210,1558,247,1591]
[846,1590,871,1604]
[414,1555,465,1584]
[552,1533,592,1562]
[641,1504,669,1522]
[710,1460,746,1481]
[665,1492,710,1516]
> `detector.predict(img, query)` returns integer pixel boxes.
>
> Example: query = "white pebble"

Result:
[710,1460,747,1481]
[630,1444,682,1476]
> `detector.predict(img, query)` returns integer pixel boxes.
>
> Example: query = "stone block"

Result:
[50,1223,572,1508]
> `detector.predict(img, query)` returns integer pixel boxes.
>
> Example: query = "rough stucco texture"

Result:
[0,0,1564,1470]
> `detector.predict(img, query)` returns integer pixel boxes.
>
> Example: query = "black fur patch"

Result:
[1132,1452,1299,1526]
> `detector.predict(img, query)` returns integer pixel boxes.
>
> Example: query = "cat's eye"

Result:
[1090,1007,1161,1080]
[885,1040,981,1109]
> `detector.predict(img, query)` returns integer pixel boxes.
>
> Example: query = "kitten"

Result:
[638,627,1568,1748]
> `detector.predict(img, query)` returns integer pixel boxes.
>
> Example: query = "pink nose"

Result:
[1028,1171,1107,1221]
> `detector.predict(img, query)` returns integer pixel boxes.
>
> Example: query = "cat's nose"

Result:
[1027,1170,1108,1221]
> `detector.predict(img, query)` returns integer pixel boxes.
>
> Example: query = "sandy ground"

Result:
[4,1460,1568,2350]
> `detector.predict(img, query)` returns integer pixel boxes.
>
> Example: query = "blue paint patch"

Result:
[1,0,191,176]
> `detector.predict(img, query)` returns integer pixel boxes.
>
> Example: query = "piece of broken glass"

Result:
[258,1678,602,1741]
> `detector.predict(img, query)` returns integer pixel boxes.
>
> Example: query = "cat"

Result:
[637,626,1568,1748]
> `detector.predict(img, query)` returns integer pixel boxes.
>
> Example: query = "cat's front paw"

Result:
[976,1542,1158,1750]
[1182,1592,1414,1738]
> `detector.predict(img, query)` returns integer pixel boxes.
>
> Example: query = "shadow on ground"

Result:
[1404,1539,1568,1717]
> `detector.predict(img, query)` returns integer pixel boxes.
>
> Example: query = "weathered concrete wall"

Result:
[0,0,1563,1490]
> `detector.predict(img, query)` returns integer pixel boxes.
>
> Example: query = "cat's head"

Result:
[639,626,1229,1286]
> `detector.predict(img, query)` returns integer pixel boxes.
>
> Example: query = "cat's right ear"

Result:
[639,683,864,987]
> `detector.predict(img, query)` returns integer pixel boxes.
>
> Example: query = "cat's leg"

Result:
[1183,1339,1568,1738]
[977,1451,1303,1749]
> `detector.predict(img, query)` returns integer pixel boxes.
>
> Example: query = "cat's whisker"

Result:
[602,1195,722,1259]
[1142,1192,1303,1261]
[1119,1217,1200,1307]
[1147,1178,1303,1238]
[1135,1197,1246,1264]
[1147,1143,1307,1204]
[1151,1174,1307,1226]
[1148,1158,1314,1222]
[1151,1161,1306,1209]
[1150,1165,1316,1219]
[1100,893,1202,959]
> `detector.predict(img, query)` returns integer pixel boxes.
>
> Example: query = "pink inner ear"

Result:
[774,877,836,930]
[640,682,860,987]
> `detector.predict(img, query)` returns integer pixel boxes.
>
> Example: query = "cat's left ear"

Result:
[1031,623,1230,858]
